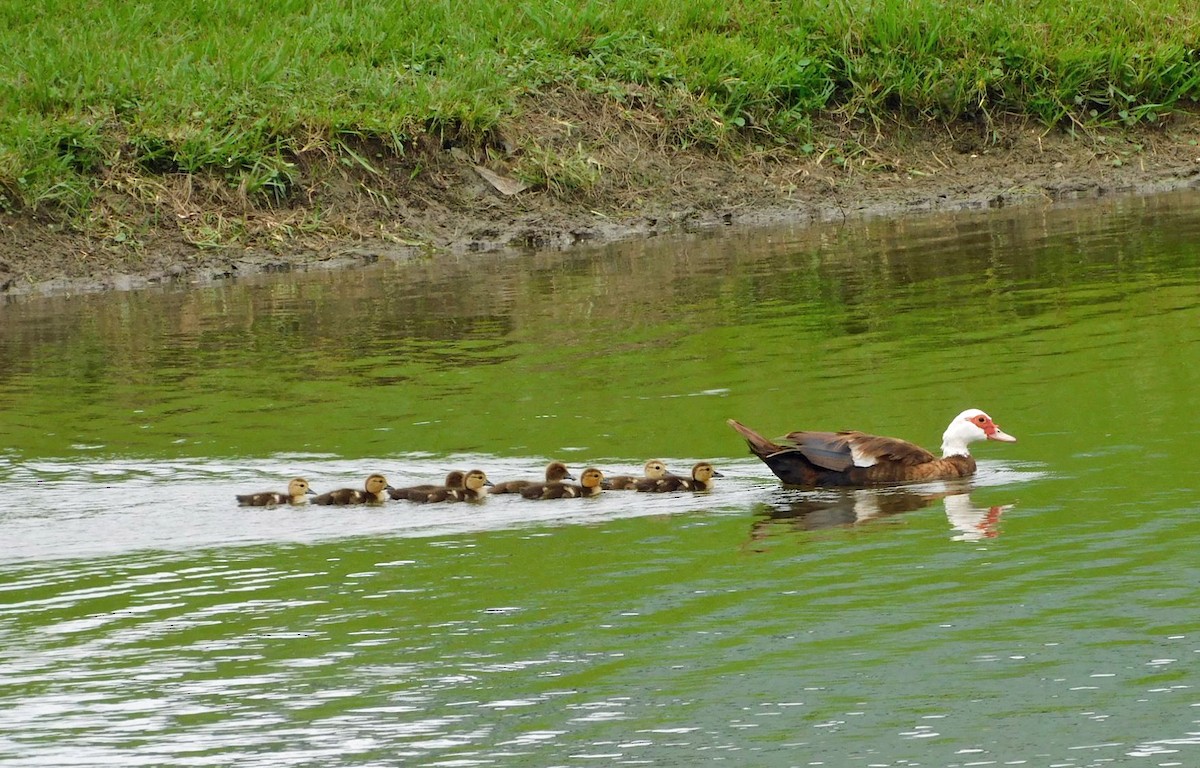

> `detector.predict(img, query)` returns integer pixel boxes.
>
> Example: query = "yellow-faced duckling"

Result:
[407,469,492,503]
[603,459,670,490]
[458,469,494,501]
[490,461,576,494]
[390,470,465,501]
[520,467,605,499]
[405,468,489,504]
[311,473,393,505]
[236,477,316,506]
[635,462,723,492]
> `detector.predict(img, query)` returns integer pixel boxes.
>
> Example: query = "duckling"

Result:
[311,473,393,505]
[236,477,316,506]
[458,469,494,501]
[390,470,465,501]
[635,462,723,492]
[602,459,670,490]
[520,467,605,499]
[490,461,576,494]
[409,469,492,503]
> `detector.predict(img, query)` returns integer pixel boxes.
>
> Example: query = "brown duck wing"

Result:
[843,432,936,466]
[781,430,936,470]
[780,431,857,471]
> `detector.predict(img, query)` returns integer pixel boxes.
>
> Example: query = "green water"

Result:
[1,191,1198,766]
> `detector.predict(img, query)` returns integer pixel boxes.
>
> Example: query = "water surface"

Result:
[1,191,1198,766]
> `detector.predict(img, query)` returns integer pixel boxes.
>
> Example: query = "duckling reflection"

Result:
[749,487,1011,542]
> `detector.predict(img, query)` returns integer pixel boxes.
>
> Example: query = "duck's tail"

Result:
[726,419,783,460]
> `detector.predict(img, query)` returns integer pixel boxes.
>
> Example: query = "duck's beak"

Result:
[306,488,317,495]
[711,469,726,477]
[987,426,1017,442]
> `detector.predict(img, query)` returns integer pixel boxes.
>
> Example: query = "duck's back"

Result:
[392,471,465,502]
[312,488,367,505]
[520,481,580,499]
[237,491,289,506]
[491,479,535,495]
[408,486,466,503]
[761,433,971,486]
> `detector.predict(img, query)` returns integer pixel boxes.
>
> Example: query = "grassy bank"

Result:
[2,0,1199,233]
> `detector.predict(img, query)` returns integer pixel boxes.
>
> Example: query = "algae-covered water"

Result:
[1,191,1198,766]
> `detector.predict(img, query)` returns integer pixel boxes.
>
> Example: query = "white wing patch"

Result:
[850,444,879,468]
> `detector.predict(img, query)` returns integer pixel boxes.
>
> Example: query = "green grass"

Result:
[2,0,1199,219]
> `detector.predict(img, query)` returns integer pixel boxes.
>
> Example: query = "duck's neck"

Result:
[940,432,973,458]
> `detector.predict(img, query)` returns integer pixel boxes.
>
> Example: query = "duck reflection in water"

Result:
[748,485,1012,544]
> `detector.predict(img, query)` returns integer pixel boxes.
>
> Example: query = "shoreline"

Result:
[4,116,1200,300]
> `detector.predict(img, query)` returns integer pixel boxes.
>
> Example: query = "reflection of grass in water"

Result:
[1,200,1196,462]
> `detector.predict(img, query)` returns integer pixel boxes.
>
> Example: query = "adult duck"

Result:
[603,459,670,490]
[727,409,1015,487]
[490,462,575,494]
[635,462,722,492]
[520,467,605,499]
[311,473,394,505]
[237,477,316,506]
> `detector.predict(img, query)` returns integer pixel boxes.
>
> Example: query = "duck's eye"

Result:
[974,415,987,424]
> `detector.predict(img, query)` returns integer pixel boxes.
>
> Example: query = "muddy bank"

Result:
[3,106,1200,299]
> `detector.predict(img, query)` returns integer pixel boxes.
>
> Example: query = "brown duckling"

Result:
[520,467,605,499]
[409,469,492,503]
[635,462,723,492]
[390,470,465,501]
[459,469,494,501]
[490,461,575,494]
[603,459,670,490]
[311,473,393,505]
[415,468,489,504]
[236,477,316,506]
